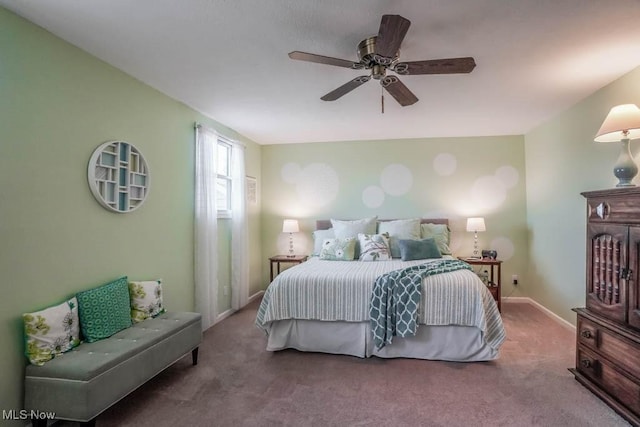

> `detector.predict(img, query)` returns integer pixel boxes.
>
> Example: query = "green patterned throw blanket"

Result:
[370,259,472,349]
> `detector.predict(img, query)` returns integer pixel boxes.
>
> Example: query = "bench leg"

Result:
[192,347,199,365]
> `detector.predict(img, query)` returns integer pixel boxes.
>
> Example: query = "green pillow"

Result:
[398,238,443,261]
[378,219,421,258]
[77,276,131,342]
[23,297,81,366]
[319,237,356,261]
[420,223,452,255]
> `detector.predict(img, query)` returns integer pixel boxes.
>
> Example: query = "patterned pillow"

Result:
[421,223,452,255]
[319,237,356,261]
[76,276,132,343]
[398,238,443,261]
[129,279,166,323]
[378,219,421,258]
[358,233,391,261]
[23,297,81,366]
[312,228,335,256]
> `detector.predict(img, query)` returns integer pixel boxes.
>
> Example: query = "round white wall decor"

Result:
[88,141,150,213]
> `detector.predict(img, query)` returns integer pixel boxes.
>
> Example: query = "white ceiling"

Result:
[3,0,640,145]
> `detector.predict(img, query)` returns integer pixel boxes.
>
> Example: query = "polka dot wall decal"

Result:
[296,163,339,208]
[380,163,413,196]
[362,185,385,208]
[433,153,457,176]
[469,175,507,211]
[490,237,515,260]
[281,162,301,184]
[495,166,519,189]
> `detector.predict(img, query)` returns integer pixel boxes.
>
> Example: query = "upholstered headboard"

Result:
[315,218,449,230]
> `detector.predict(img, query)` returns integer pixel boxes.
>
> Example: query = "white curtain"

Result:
[194,125,219,330]
[231,143,250,310]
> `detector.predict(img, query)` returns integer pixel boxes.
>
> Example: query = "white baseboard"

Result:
[214,291,264,324]
[503,296,575,331]
[248,290,264,303]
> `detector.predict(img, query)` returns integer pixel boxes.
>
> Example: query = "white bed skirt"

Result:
[265,319,498,362]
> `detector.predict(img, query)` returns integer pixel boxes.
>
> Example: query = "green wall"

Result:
[0,7,261,420]
[261,136,529,293]
[524,66,640,324]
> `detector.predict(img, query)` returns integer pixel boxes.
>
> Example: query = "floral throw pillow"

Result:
[319,237,356,261]
[358,233,391,261]
[23,297,81,366]
[129,280,166,323]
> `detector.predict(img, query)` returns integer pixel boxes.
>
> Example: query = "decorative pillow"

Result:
[358,233,391,261]
[23,297,81,366]
[312,228,335,256]
[398,238,443,261]
[421,223,452,255]
[129,279,165,323]
[76,276,132,343]
[331,217,377,258]
[319,237,356,261]
[378,218,421,258]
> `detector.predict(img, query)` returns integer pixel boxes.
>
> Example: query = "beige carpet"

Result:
[85,300,629,426]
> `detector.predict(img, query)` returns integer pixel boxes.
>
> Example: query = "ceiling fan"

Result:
[289,14,476,110]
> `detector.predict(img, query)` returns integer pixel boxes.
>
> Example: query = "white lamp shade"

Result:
[595,104,640,143]
[466,217,486,232]
[282,219,299,233]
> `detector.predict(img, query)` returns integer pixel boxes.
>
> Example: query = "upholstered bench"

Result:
[24,311,202,426]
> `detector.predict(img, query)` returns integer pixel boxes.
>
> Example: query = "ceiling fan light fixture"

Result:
[288,14,476,107]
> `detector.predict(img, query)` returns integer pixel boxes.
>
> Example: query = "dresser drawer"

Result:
[578,316,640,380]
[577,345,640,413]
[587,197,640,224]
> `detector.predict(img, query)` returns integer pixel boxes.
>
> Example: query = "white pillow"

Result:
[378,218,421,258]
[331,217,377,258]
[358,233,391,261]
[129,280,165,323]
[23,297,81,366]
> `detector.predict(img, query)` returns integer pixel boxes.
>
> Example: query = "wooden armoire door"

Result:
[586,223,628,324]
[628,226,640,329]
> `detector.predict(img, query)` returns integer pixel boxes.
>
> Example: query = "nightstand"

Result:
[269,255,308,282]
[459,257,502,312]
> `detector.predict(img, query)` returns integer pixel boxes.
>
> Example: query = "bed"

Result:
[255,218,506,362]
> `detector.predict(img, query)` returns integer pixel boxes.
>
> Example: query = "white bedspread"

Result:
[256,257,505,351]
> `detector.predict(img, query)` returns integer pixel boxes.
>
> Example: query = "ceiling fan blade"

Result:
[381,76,418,107]
[376,15,411,58]
[321,76,371,101]
[395,57,476,75]
[289,51,359,69]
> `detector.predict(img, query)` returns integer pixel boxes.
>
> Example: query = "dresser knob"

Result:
[581,359,592,369]
[581,330,592,339]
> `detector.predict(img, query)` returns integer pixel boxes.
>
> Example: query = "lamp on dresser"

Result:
[466,217,485,259]
[594,103,640,188]
[282,219,299,257]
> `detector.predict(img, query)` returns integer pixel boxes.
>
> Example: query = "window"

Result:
[217,139,232,218]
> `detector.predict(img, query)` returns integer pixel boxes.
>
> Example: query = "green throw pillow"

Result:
[398,238,443,261]
[420,223,452,255]
[77,276,131,342]
[23,297,81,366]
[319,237,356,261]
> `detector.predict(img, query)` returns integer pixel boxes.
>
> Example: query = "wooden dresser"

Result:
[572,187,640,425]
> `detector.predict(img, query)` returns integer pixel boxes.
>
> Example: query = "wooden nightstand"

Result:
[269,255,308,282]
[459,257,502,312]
